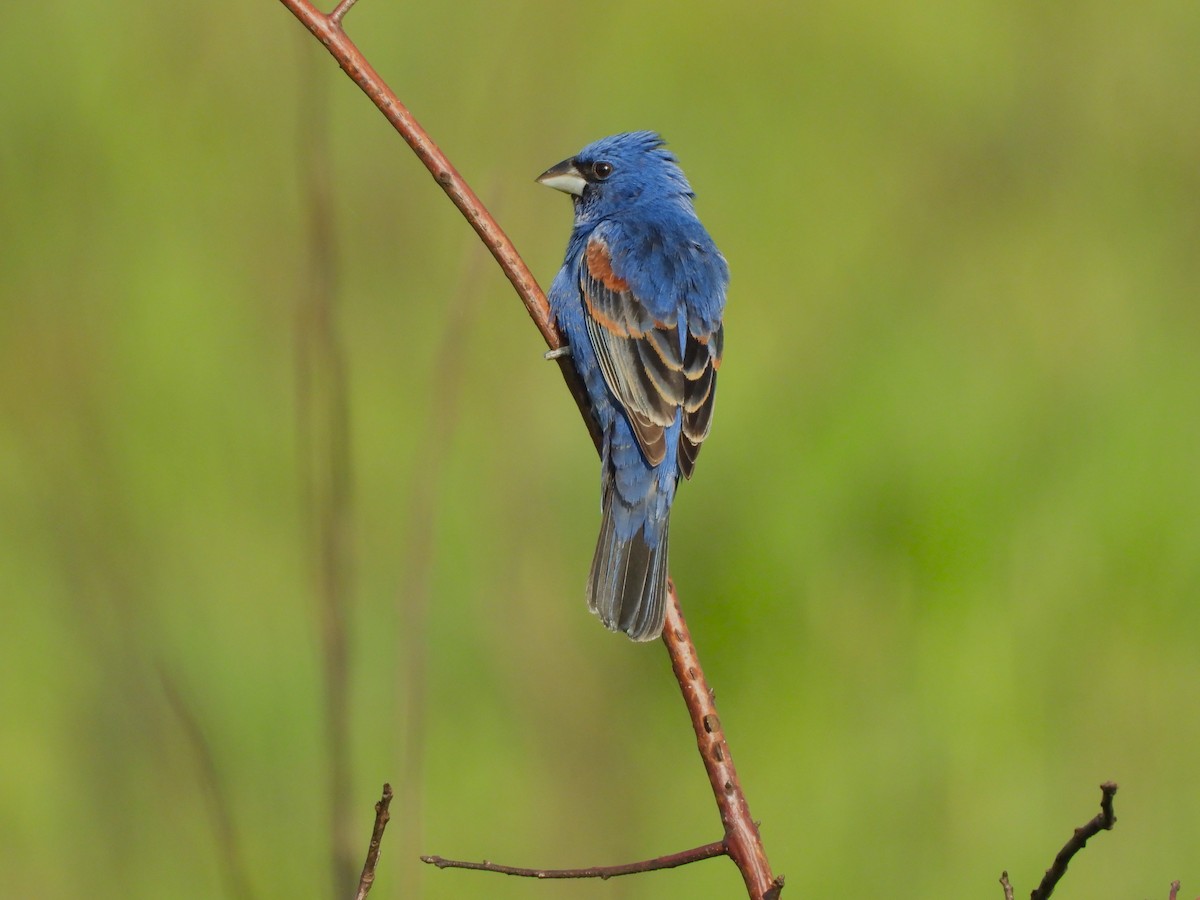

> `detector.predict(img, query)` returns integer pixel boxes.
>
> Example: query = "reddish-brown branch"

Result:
[279,0,600,451]
[276,2,777,896]
[284,3,546,331]
[353,784,394,900]
[421,840,727,880]
[662,582,779,897]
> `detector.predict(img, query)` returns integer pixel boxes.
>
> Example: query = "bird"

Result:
[537,131,728,641]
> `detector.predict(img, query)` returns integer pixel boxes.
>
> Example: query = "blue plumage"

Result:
[538,132,728,641]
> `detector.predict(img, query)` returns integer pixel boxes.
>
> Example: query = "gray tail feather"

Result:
[587,491,669,642]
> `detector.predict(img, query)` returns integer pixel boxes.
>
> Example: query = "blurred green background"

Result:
[2,1,1198,897]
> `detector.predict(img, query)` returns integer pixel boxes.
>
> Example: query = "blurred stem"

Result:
[295,34,357,898]
[159,666,256,900]
[394,233,490,898]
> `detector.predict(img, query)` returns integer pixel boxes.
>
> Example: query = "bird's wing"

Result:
[677,316,722,480]
[579,231,686,468]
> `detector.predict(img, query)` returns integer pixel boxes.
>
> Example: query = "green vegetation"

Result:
[2,2,1197,897]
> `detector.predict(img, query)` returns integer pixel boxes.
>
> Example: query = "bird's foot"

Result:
[544,345,572,360]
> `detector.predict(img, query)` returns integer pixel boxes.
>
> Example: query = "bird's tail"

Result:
[587,488,670,642]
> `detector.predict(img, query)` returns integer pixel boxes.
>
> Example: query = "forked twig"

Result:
[329,0,359,26]
[275,1,778,896]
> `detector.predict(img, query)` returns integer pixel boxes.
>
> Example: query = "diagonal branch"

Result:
[662,583,779,896]
[279,0,600,451]
[275,2,779,896]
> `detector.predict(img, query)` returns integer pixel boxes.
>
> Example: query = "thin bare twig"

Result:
[276,2,778,896]
[420,840,726,880]
[1003,782,1118,900]
[1030,781,1117,900]
[1169,880,1181,900]
[353,784,394,900]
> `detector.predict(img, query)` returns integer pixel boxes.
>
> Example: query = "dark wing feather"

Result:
[581,236,685,466]
[677,323,722,479]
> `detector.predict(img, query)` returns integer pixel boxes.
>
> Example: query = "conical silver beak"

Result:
[536,158,586,197]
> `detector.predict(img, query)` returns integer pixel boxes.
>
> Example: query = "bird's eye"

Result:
[591,161,614,180]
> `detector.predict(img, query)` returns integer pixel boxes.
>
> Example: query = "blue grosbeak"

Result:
[538,132,728,641]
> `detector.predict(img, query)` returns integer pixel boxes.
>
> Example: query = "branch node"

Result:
[763,873,792,900]
[329,0,359,28]
[763,874,786,899]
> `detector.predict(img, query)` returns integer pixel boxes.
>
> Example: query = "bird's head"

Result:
[537,131,694,220]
